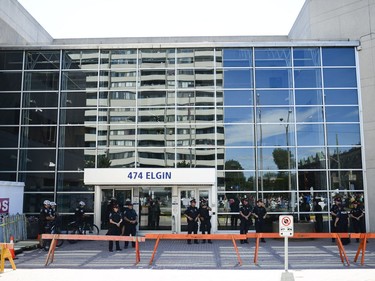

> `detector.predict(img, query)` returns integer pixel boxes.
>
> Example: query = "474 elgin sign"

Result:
[279,215,294,237]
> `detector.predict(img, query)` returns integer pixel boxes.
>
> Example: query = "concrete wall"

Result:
[0,0,52,45]
[290,0,375,232]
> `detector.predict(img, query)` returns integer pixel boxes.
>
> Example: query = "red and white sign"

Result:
[0,198,10,214]
[279,215,294,237]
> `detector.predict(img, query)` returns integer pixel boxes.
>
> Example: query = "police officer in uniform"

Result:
[330,197,340,242]
[239,198,252,244]
[199,200,212,244]
[350,201,365,242]
[184,199,199,244]
[38,200,52,246]
[123,202,138,248]
[252,199,267,243]
[107,204,123,252]
[74,201,86,228]
[335,203,350,244]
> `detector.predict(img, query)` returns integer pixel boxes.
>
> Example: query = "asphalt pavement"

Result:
[1,236,375,281]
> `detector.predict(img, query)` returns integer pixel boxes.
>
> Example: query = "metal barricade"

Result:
[0,214,28,242]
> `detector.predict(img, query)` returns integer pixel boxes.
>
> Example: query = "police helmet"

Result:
[50,201,57,206]
[43,200,51,205]
[79,201,85,206]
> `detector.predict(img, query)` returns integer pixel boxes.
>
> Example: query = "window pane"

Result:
[260,192,296,212]
[0,149,18,171]
[0,109,19,125]
[21,172,55,192]
[323,68,357,87]
[298,171,327,190]
[223,171,255,191]
[255,48,291,67]
[224,107,253,123]
[0,127,19,148]
[256,107,294,123]
[255,69,292,88]
[24,72,59,91]
[23,193,54,213]
[23,92,58,108]
[223,69,252,88]
[224,90,253,106]
[322,47,355,66]
[295,90,323,105]
[20,126,57,148]
[258,148,296,170]
[329,171,363,191]
[63,50,99,69]
[296,107,324,123]
[58,149,90,171]
[25,51,60,70]
[57,172,88,191]
[298,147,326,169]
[138,91,174,107]
[325,89,358,105]
[62,71,98,90]
[257,124,295,146]
[256,90,293,106]
[328,146,362,169]
[325,106,359,122]
[223,49,252,67]
[297,124,325,146]
[60,108,97,125]
[21,109,57,125]
[140,48,175,68]
[0,51,23,70]
[294,69,322,88]
[0,93,21,108]
[99,149,136,168]
[138,148,175,168]
[224,148,255,170]
[100,49,137,69]
[293,48,321,67]
[224,124,254,146]
[59,126,87,147]
[0,72,22,91]
[326,124,360,145]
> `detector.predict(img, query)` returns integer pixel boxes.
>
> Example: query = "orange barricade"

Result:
[246,232,369,266]
[41,234,145,266]
[0,243,16,272]
[145,233,246,265]
[354,233,375,265]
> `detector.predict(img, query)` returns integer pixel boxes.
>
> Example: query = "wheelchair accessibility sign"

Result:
[279,215,294,237]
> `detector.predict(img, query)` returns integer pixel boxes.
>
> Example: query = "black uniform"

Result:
[184,203,199,244]
[253,202,267,242]
[336,206,350,245]
[74,206,85,227]
[313,201,323,233]
[350,204,365,242]
[330,202,340,242]
[107,209,122,251]
[199,204,212,243]
[230,198,240,229]
[38,206,50,234]
[123,207,138,248]
[239,201,252,244]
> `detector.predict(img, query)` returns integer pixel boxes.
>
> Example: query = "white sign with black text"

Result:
[279,215,294,237]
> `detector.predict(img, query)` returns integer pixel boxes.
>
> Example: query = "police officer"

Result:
[199,200,212,244]
[123,202,138,248]
[330,197,340,242]
[239,198,252,244]
[107,204,123,252]
[74,201,86,227]
[335,203,350,245]
[38,200,52,246]
[252,199,267,243]
[313,199,323,233]
[184,199,199,244]
[350,201,365,242]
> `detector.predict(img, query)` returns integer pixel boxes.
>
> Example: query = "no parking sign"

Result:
[279,215,294,237]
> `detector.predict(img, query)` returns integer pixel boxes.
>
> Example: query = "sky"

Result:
[17,0,306,38]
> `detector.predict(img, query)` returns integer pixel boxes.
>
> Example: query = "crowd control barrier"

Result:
[0,243,16,272]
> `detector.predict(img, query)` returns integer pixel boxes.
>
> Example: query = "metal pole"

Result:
[284,236,288,272]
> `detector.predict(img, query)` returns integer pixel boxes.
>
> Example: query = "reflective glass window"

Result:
[58,126,87,147]
[0,149,18,171]
[20,126,57,148]
[224,107,253,123]
[328,146,362,169]
[0,72,22,91]
[97,149,136,168]
[325,106,359,122]
[55,193,95,213]
[256,90,293,106]
[21,109,57,125]
[101,70,138,89]
[140,49,175,68]
[297,124,325,146]
[257,124,295,146]
[223,90,253,106]
[297,147,326,169]
[322,47,355,66]
[223,69,252,88]
[295,90,323,105]
[18,149,56,171]
[23,92,58,108]
[23,193,55,213]
[324,89,358,105]
[323,68,357,87]
[0,173,16,182]
[256,107,294,123]
[257,147,296,170]
[56,172,88,192]
[138,91,174,107]
[21,172,55,192]
[177,107,215,123]
[329,170,363,191]
[0,109,19,125]
[24,72,59,91]
[176,49,214,67]
[298,171,327,190]
[139,107,174,123]
[62,71,98,90]
[260,192,295,211]
[293,48,321,67]
[294,69,322,88]
[98,91,135,107]
[25,51,60,70]
[97,108,135,124]
[326,124,360,146]
[61,91,97,107]
[255,48,291,67]
[223,49,252,67]
[0,127,19,148]
[224,124,255,146]
[59,108,97,124]
[58,149,88,171]
[0,51,23,70]
[255,69,292,88]
[224,148,255,170]
[296,107,324,123]
[63,50,99,70]
[0,93,21,108]
[224,171,255,191]
[138,148,175,167]
[176,148,215,168]
[100,49,137,69]
[138,125,174,147]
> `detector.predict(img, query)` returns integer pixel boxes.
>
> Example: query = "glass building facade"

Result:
[0,45,364,231]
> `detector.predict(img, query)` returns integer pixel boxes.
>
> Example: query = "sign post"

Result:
[279,215,294,272]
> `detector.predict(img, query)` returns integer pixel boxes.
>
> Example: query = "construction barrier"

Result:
[145,233,247,265]
[41,234,145,266]
[0,243,16,273]
[0,214,28,243]
[353,233,375,265]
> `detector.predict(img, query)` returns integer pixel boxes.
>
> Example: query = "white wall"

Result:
[0,181,24,215]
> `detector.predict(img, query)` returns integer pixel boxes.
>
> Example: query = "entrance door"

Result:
[179,187,211,233]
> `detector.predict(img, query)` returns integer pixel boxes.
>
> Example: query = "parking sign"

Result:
[279,215,294,237]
